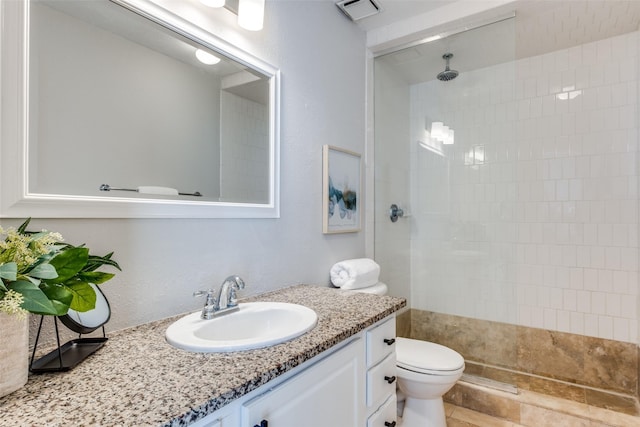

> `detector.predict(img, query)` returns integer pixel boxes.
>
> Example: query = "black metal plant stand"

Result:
[29,315,108,373]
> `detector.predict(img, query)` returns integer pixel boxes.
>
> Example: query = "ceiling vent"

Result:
[336,0,381,21]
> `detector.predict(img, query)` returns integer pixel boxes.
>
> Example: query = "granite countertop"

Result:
[0,284,405,427]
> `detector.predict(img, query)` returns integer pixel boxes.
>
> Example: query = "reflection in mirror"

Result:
[0,0,279,218]
[30,0,270,204]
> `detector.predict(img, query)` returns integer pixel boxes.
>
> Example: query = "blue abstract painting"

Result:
[323,145,360,233]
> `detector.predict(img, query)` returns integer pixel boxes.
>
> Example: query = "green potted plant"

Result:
[0,218,120,316]
[0,218,120,397]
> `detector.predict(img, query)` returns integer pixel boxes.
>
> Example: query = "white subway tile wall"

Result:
[410,31,639,343]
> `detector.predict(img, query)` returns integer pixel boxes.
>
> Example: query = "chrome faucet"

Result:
[216,275,245,311]
[194,275,246,320]
[193,289,217,320]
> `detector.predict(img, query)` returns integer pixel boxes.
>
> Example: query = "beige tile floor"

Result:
[445,393,640,427]
[396,403,523,427]
[400,377,640,427]
[445,403,525,427]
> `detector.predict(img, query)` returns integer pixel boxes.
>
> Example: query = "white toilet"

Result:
[395,337,464,426]
[348,283,465,427]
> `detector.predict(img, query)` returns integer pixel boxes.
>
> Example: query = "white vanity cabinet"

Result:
[365,317,398,427]
[241,338,365,427]
[187,315,397,427]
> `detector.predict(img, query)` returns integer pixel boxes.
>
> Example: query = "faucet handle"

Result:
[223,276,245,308]
[194,289,217,319]
[193,289,215,298]
[193,289,216,306]
[228,287,240,307]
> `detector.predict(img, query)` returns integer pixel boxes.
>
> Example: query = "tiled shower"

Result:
[374,1,640,413]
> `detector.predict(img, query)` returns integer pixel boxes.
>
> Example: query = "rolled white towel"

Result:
[137,186,179,196]
[330,258,380,290]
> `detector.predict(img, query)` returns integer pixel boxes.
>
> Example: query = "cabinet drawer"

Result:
[367,394,397,427]
[367,352,396,409]
[367,317,396,367]
[189,419,221,427]
[241,338,364,427]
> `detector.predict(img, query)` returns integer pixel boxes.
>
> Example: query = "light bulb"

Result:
[195,49,220,65]
[238,0,265,31]
[200,0,225,7]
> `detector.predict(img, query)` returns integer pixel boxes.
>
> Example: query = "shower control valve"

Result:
[389,204,404,222]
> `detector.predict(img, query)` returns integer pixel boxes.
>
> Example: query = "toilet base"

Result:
[400,396,446,427]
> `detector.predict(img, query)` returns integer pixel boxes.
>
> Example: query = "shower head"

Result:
[437,53,459,81]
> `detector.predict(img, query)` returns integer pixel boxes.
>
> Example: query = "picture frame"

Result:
[322,145,361,234]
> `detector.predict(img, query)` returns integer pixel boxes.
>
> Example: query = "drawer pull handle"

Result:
[254,421,268,427]
[385,422,396,427]
[384,375,396,384]
[384,338,396,345]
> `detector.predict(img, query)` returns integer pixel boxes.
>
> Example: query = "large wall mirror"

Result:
[0,0,280,218]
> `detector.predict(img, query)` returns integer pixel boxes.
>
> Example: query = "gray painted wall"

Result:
[0,0,367,344]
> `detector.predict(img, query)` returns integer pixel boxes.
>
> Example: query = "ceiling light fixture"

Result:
[201,0,225,7]
[238,0,265,31]
[195,49,221,65]
[200,0,265,31]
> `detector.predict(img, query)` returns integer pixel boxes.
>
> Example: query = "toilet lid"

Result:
[396,337,464,373]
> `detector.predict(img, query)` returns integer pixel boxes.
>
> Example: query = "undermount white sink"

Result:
[165,302,318,353]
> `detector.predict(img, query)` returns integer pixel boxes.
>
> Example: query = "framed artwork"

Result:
[322,145,361,234]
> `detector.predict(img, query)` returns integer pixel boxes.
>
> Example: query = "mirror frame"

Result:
[0,0,280,218]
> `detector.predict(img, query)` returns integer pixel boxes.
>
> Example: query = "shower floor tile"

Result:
[445,381,640,427]
[464,361,640,417]
[445,403,524,426]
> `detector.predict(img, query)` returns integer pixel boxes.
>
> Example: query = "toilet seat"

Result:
[396,337,464,375]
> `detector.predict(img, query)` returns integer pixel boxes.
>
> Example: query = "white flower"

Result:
[0,289,27,318]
